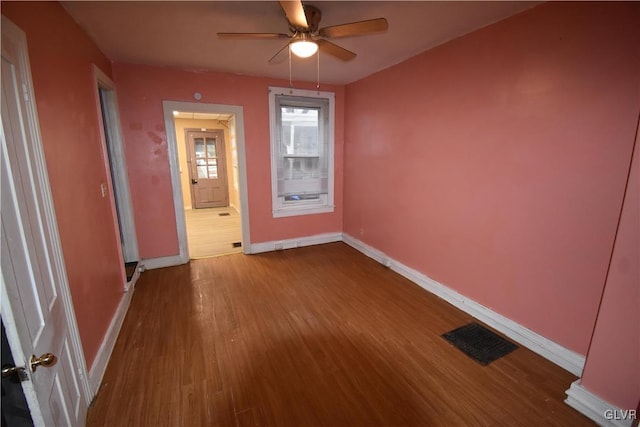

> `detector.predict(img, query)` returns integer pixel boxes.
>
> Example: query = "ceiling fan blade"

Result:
[319,18,388,39]
[269,43,291,64]
[279,0,308,29]
[218,33,289,40]
[316,39,356,62]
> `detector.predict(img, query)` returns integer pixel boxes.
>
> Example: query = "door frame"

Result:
[1,14,92,424]
[93,66,140,278]
[162,101,251,262]
[185,128,229,209]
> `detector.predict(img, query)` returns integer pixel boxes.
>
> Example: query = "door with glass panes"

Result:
[186,129,229,208]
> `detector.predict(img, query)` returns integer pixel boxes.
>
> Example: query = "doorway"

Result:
[93,66,140,289]
[163,102,250,260]
[177,114,240,258]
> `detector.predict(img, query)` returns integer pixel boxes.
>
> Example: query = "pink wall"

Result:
[112,63,344,259]
[344,2,640,355]
[2,3,126,368]
[5,2,637,410]
[580,136,639,410]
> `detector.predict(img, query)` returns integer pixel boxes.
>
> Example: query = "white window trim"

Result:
[268,86,335,218]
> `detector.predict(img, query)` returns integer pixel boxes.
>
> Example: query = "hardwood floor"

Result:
[87,243,594,427]
[185,207,242,258]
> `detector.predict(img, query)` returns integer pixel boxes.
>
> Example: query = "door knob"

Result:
[30,353,56,372]
[191,178,198,184]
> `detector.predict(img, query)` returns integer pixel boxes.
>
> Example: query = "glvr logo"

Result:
[604,409,637,420]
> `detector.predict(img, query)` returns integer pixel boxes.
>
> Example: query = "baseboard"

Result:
[143,232,341,265]
[342,233,586,376]
[250,232,343,254]
[342,234,389,265]
[566,380,636,427]
[141,254,187,270]
[88,287,135,396]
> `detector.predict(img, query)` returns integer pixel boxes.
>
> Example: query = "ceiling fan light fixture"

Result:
[218,1,388,64]
[290,37,318,58]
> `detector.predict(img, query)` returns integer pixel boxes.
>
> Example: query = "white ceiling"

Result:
[62,1,539,85]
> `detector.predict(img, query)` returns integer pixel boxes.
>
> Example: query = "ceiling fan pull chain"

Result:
[288,47,293,88]
[316,48,320,92]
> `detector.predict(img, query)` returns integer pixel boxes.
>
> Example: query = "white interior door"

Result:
[1,15,89,427]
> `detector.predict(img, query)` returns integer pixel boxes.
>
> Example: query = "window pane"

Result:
[280,157,319,180]
[197,166,207,179]
[206,139,216,157]
[195,139,205,157]
[280,107,319,156]
[208,159,217,166]
[208,166,218,178]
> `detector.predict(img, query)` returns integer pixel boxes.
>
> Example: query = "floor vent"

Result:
[442,322,518,365]
[232,242,242,248]
[219,212,231,216]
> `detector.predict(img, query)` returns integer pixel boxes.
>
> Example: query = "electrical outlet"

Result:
[275,243,284,250]
[100,183,107,198]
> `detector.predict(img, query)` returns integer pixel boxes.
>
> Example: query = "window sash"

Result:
[269,86,335,218]
[275,95,329,197]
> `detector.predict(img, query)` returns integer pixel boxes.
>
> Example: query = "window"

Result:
[269,87,335,217]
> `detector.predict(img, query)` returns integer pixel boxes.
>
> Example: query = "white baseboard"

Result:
[250,232,343,254]
[342,233,586,376]
[144,232,342,266]
[566,380,636,427]
[342,233,389,265]
[142,254,187,270]
[88,287,135,396]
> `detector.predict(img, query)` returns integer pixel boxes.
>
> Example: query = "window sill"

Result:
[273,205,334,218]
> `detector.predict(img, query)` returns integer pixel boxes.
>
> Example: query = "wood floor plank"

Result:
[185,207,242,258]
[87,243,594,426]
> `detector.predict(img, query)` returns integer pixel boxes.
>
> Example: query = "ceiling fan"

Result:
[217,0,388,63]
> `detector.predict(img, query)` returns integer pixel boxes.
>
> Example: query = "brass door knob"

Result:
[30,353,56,372]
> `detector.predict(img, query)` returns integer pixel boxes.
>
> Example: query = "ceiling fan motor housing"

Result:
[302,5,322,33]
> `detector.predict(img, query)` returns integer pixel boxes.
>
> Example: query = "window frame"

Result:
[268,86,335,218]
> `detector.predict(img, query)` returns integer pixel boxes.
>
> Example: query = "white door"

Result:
[1,15,90,427]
